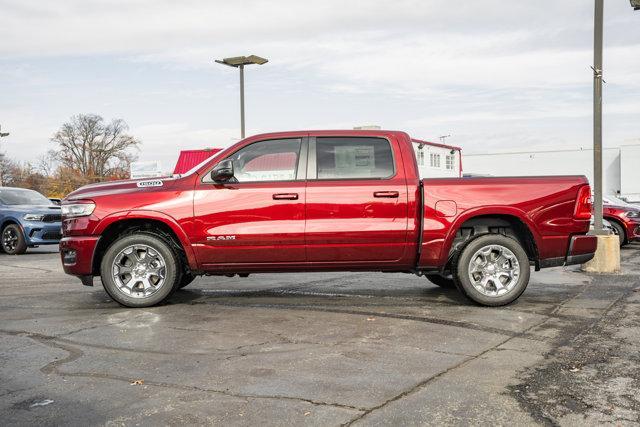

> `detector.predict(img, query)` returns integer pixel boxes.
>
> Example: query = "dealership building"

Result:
[463,140,640,202]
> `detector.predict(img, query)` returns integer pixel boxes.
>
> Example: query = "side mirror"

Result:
[211,159,234,182]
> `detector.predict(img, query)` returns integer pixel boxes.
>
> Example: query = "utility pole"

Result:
[592,0,605,234]
[439,134,451,144]
[0,125,8,187]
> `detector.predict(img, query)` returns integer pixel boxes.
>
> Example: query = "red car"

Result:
[603,196,640,246]
[60,130,596,308]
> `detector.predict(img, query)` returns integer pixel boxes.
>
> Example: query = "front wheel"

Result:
[608,220,626,247]
[453,234,530,307]
[100,233,181,307]
[2,224,27,255]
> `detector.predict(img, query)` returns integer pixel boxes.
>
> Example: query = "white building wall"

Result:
[414,144,461,178]
[620,144,640,200]
[464,147,622,195]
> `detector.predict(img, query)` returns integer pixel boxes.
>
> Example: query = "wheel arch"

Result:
[1,217,21,230]
[92,212,198,275]
[1,218,25,239]
[442,210,540,269]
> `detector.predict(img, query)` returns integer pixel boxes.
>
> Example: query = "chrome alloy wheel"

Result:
[467,244,521,297]
[2,228,19,252]
[111,244,167,298]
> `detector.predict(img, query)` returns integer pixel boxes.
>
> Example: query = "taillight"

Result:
[574,185,592,220]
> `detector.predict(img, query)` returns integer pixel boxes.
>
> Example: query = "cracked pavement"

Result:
[1,244,639,425]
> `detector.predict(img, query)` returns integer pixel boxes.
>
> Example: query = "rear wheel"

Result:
[453,234,530,307]
[1,224,27,255]
[424,274,455,289]
[100,233,180,307]
[608,220,626,246]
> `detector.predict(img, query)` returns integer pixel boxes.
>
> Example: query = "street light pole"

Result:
[239,65,245,138]
[593,0,605,234]
[215,55,268,140]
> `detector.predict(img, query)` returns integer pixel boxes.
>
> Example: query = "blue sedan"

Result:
[0,187,62,255]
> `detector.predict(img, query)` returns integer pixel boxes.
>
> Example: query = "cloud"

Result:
[132,123,244,169]
[1,0,639,165]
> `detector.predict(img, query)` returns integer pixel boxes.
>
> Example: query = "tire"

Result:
[453,234,530,307]
[608,220,626,246]
[1,224,28,255]
[425,274,455,289]
[176,272,196,289]
[100,233,181,308]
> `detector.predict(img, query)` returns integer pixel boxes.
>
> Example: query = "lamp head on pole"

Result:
[215,55,268,68]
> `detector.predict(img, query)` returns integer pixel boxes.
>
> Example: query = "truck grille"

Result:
[42,214,62,223]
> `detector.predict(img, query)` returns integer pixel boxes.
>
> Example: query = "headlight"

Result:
[625,210,640,219]
[23,213,45,221]
[61,202,96,218]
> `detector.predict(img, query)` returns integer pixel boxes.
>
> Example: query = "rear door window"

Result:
[315,137,394,179]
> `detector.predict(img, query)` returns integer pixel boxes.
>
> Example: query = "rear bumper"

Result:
[565,234,597,265]
[59,236,100,277]
[539,234,597,268]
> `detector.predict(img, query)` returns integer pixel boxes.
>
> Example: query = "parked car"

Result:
[603,195,640,246]
[590,217,616,235]
[617,195,640,207]
[60,130,596,308]
[0,187,62,254]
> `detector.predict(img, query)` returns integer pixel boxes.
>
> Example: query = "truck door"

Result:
[193,137,307,268]
[305,136,409,263]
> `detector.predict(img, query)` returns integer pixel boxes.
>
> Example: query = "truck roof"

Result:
[246,129,412,140]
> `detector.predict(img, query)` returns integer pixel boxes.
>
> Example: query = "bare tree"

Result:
[0,149,15,187]
[51,114,140,182]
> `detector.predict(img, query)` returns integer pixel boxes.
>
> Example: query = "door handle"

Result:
[273,193,299,200]
[373,191,399,198]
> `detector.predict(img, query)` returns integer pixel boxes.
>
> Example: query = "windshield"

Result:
[0,188,53,206]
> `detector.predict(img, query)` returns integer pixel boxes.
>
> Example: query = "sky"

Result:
[1,0,639,172]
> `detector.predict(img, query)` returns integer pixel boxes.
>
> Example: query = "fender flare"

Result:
[0,217,26,237]
[439,206,542,264]
[93,210,199,270]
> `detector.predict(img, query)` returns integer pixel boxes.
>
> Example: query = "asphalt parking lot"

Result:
[1,244,639,426]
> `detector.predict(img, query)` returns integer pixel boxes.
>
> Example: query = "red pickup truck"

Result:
[60,130,596,308]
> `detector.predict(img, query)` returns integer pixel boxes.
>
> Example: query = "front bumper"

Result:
[59,236,100,277]
[23,222,62,245]
[624,220,640,242]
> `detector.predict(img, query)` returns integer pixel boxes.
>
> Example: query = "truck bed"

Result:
[418,175,591,268]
